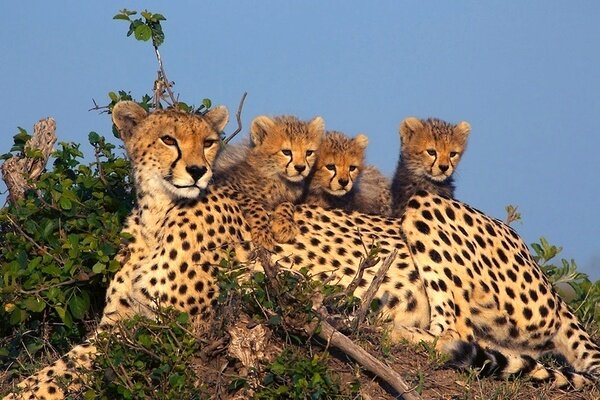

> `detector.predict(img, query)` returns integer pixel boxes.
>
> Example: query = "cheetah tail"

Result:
[445,341,594,389]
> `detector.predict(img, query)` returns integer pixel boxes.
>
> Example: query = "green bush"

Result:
[0,131,133,368]
[254,350,346,400]
[531,237,600,324]
[84,309,203,400]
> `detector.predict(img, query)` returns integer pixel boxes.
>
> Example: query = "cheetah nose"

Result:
[186,165,207,182]
[439,164,449,173]
[294,165,306,173]
[338,179,349,188]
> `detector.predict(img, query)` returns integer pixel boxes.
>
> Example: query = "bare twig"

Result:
[88,98,110,113]
[153,46,177,106]
[224,92,248,144]
[351,250,397,331]
[94,146,108,185]
[1,117,57,203]
[343,254,379,298]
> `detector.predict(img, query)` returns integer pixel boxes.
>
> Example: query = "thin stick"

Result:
[224,92,248,144]
[343,254,379,298]
[352,250,397,331]
[154,47,177,105]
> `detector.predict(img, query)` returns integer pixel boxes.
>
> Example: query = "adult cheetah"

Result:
[5,103,599,399]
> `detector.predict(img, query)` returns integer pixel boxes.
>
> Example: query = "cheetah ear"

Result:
[250,115,276,145]
[308,116,325,140]
[455,121,471,138]
[354,134,369,150]
[205,105,229,133]
[112,101,148,141]
[399,117,423,142]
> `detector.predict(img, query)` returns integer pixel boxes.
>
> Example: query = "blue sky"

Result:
[1,1,598,278]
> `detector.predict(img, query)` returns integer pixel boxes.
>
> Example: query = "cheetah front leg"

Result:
[237,197,277,250]
[271,201,299,243]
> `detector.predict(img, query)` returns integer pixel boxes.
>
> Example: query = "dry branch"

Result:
[343,253,379,298]
[317,317,420,400]
[224,92,248,145]
[352,250,397,331]
[1,117,57,204]
[256,248,421,400]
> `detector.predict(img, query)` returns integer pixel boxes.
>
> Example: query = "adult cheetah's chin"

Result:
[161,180,203,199]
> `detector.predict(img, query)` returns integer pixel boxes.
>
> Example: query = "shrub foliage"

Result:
[0,131,133,369]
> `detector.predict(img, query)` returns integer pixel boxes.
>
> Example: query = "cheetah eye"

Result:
[326,164,336,171]
[349,165,358,172]
[306,150,314,157]
[204,139,217,148]
[426,149,437,156]
[161,135,177,146]
[282,149,292,156]
[449,151,459,158]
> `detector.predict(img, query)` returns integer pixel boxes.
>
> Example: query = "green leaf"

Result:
[23,296,46,312]
[134,24,152,41]
[88,131,100,145]
[112,14,131,21]
[92,262,106,274]
[169,373,184,388]
[69,292,90,320]
[55,306,73,328]
[9,308,23,325]
[202,98,212,109]
[59,197,72,210]
[42,220,55,240]
[270,361,285,375]
[176,312,189,325]
[138,334,152,348]
[83,390,97,400]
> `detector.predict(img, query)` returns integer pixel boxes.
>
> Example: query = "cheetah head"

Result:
[249,115,324,183]
[311,131,368,196]
[112,101,229,199]
[399,117,470,182]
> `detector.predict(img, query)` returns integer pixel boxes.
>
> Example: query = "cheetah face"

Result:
[112,101,229,200]
[399,117,470,182]
[250,115,324,183]
[312,132,368,196]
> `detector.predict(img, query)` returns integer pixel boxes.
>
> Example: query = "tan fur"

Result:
[303,131,391,215]
[391,117,470,216]
[215,115,324,248]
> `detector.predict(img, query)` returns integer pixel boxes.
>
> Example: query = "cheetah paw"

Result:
[250,226,276,251]
[271,216,299,243]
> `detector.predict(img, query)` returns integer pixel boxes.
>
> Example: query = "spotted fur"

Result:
[6,107,599,399]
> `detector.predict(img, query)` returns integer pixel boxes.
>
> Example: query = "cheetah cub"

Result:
[391,117,470,217]
[303,131,391,215]
[216,115,324,249]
